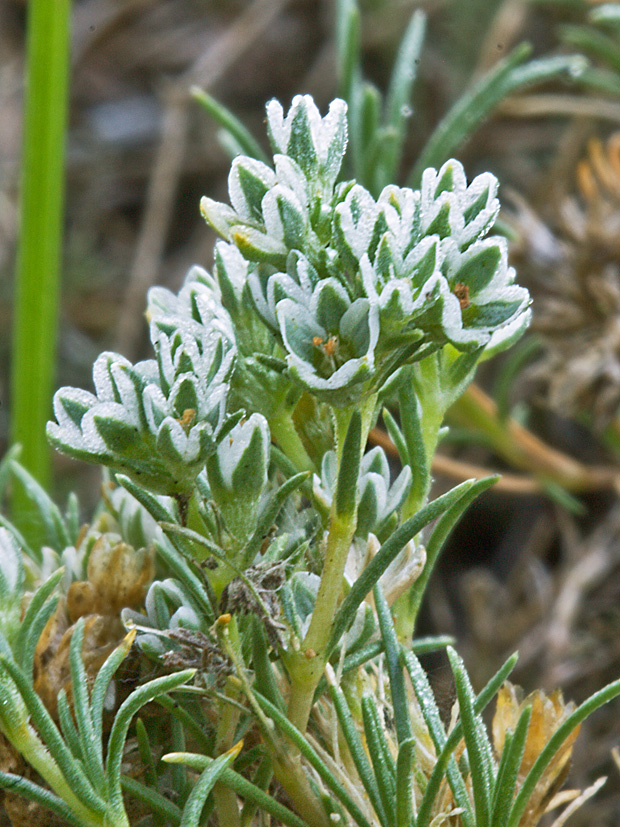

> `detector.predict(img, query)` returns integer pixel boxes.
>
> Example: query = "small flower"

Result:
[276,272,379,407]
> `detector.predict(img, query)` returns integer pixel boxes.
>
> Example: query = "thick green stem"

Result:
[11,0,71,494]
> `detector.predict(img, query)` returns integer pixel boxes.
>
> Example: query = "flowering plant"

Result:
[4,8,620,822]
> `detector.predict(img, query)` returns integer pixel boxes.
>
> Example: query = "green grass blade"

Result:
[490,704,531,827]
[10,0,71,492]
[327,674,390,827]
[506,676,620,827]
[328,478,478,657]
[407,47,585,186]
[191,87,270,164]
[447,647,493,827]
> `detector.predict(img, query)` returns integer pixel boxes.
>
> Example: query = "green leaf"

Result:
[90,631,135,747]
[105,670,195,814]
[0,657,106,816]
[17,567,63,676]
[327,676,390,827]
[191,87,270,164]
[57,690,85,766]
[121,775,182,826]
[0,772,83,827]
[396,738,416,827]
[177,747,237,827]
[381,9,426,184]
[328,478,479,656]
[251,617,286,713]
[165,751,311,827]
[9,461,69,553]
[401,649,474,827]
[506,675,620,827]
[559,23,620,73]
[414,651,519,827]
[490,704,531,827]
[361,694,397,827]
[253,691,374,827]
[337,0,361,105]
[408,45,585,185]
[398,368,431,514]
[68,620,106,791]
[374,585,412,745]
[405,475,498,632]
[447,647,493,827]
[335,410,362,518]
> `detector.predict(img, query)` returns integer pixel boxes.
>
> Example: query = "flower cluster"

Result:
[48,270,236,496]
[202,94,531,406]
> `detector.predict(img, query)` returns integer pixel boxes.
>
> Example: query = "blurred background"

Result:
[2,0,620,823]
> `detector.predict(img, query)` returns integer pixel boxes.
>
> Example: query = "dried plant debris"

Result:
[513,132,620,431]
[462,505,620,826]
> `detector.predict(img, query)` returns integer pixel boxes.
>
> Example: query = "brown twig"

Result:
[370,382,620,496]
[369,426,541,494]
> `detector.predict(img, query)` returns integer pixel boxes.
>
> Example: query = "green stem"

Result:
[402,356,445,521]
[270,411,316,474]
[287,397,376,733]
[11,0,71,492]
[213,684,242,827]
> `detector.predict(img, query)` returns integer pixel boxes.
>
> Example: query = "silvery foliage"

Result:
[283,571,375,655]
[206,412,270,542]
[122,575,207,660]
[313,446,411,540]
[201,94,531,406]
[0,529,25,652]
[47,266,237,496]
